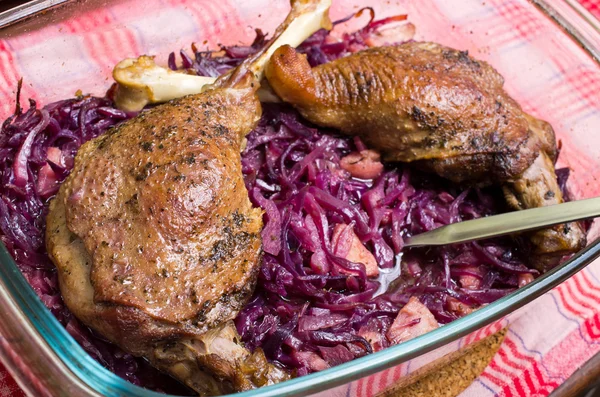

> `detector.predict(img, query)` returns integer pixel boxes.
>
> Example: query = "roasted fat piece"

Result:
[46,0,332,395]
[266,42,586,267]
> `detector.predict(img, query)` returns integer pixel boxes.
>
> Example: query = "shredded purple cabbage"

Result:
[0,9,571,390]
[233,103,537,375]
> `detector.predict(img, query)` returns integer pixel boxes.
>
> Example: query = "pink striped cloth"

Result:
[1,0,600,396]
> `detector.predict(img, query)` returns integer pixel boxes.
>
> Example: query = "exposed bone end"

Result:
[112,0,331,111]
[248,0,332,82]
[113,55,281,111]
[151,321,290,394]
[214,0,332,89]
[113,56,216,112]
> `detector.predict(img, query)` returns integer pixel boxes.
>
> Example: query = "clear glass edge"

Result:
[0,253,103,396]
[0,0,71,28]
[3,238,600,397]
[532,0,600,61]
[1,0,600,396]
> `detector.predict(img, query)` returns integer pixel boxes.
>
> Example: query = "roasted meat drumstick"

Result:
[45,0,331,394]
[265,42,586,269]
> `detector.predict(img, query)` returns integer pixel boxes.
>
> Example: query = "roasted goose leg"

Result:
[265,42,586,267]
[46,0,331,395]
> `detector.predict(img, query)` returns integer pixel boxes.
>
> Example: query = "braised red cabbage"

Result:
[233,101,539,375]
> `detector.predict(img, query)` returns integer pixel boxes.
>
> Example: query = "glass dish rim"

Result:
[3,240,600,397]
[1,0,600,396]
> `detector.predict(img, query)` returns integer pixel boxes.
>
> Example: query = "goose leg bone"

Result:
[113,0,331,112]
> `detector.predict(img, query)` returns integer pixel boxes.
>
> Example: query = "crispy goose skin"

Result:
[57,89,262,325]
[45,87,290,394]
[265,42,586,265]
[46,0,332,394]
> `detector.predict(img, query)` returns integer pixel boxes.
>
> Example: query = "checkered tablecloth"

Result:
[581,0,600,18]
[2,0,600,396]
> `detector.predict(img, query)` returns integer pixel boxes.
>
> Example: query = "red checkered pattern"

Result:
[580,0,600,18]
[0,41,38,112]
[2,0,600,396]
[546,65,600,117]
[0,361,24,397]
[486,0,547,47]
[461,268,600,397]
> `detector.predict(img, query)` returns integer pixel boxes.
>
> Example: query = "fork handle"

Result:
[404,196,600,247]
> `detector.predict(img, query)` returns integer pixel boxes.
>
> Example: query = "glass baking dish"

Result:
[1,0,600,396]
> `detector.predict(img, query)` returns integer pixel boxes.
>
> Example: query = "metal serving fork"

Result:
[404,197,600,247]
